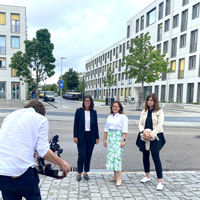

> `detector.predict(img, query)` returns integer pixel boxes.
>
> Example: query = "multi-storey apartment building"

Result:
[85,0,200,104]
[0,4,27,100]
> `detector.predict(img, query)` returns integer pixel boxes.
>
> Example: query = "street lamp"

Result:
[60,57,67,108]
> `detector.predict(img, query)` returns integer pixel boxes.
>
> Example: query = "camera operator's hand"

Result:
[60,160,71,177]
[74,137,78,144]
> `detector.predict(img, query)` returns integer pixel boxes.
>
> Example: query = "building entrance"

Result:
[12,82,20,100]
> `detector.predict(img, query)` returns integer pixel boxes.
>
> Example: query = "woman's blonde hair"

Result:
[144,93,160,111]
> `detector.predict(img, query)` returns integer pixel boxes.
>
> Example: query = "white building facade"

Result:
[85,0,200,104]
[0,4,27,100]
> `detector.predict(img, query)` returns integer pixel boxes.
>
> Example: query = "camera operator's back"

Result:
[0,107,50,177]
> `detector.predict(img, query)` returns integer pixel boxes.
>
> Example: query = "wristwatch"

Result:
[122,139,126,141]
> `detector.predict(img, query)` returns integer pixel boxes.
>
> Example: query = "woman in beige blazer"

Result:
[136,93,166,191]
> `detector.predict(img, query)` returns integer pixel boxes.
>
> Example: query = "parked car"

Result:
[39,91,45,98]
[45,91,55,102]
[54,93,58,97]
[71,93,83,101]
[62,93,68,99]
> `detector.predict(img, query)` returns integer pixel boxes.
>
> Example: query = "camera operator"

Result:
[0,100,70,200]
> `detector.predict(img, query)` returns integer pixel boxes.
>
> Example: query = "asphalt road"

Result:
[47,121,200,172]
[0,107,200,122]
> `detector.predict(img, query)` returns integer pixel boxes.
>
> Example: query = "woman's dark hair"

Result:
[144,93,160,111]
[110,101,124,114]
[24,100,46,116]
[82,95,94,111]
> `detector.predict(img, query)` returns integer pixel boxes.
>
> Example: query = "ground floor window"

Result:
[0,82,5,99]
[143,86,152,100]
[187,83,194,103]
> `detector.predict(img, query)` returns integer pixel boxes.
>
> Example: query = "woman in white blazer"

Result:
[136,93,166,191]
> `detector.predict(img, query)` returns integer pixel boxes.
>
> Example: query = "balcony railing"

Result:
[190,43,197,53]
[178,70,184,78]
[0,46,6,54]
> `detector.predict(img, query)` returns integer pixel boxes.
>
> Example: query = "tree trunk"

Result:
[36,83,39,101]
[137,81,144,110]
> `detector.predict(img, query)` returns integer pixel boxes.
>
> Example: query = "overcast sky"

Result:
[5,0,155,84]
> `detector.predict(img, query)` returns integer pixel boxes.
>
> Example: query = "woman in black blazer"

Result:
[73,95,99,181]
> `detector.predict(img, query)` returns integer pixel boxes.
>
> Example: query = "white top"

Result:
[0,108,50,176]
[85,111,90,131]
[104,113,128,133]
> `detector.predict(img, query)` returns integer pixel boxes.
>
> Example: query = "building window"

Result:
[173,14,179,28]
[190,29,198,53]
[157,23,162,42]
[127,41,129,49]
[161,85,166,101]
[183,0,189,6]
[129,88,131,96]
[11,14,20,33]
[171,37,177,58]
[131,39,134,47]
[0,82,6,99]
[187,83,194,103]
[155,85,159,97]
[163,41,168,53]
[157,44,161,51]
[0,13,5,25]
[118,73,121,81]
[162,73,166,80]
[108,52,109,59]
[158,2,164,20]
[141,16,144,30]
[165,0,171,16]
[121,88,124,96]
[0,36,5,54]
[113,48,115,56]
[0,58,6,69]
[12,68,18,77]
[129,79,132,84]
[171,60,176,72]
[180,34,186,48]
[120,45,122,53]
[127,25,130,38]
[193,3,200,20]
[178,58,185,79]
[11,36,20,48]
[189,55,196,70]
[164,19,170,32]
[147,8,156,27]
[181,9,188,32]
[123,43,125,56]
[136,19,139,33]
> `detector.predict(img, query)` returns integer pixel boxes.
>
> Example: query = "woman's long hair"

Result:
[144,93,160,111]
[81,95,94,111]
[110,101,124,114]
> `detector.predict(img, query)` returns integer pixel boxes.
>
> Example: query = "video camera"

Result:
[37,135,64,179]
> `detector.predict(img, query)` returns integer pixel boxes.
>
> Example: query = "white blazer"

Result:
[138,108,164,139]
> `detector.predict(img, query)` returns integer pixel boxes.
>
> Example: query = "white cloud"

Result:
[4,0,155,84]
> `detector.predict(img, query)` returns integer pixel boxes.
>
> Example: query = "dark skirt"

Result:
[136,132,166,154]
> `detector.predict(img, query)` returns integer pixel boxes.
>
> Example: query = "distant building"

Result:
[85,0,200,103]
[0,4,27,100]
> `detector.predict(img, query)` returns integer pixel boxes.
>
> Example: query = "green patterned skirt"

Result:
[106,130,124,171]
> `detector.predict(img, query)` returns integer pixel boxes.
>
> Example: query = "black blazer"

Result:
[73,108,99,145]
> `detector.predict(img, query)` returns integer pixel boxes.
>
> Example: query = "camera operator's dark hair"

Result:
[81,95,94,111]
[24,100,46,116]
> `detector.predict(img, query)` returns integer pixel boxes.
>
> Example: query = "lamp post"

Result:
[60,57,67,108]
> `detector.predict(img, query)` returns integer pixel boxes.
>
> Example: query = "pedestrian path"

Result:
[1,171,199,200]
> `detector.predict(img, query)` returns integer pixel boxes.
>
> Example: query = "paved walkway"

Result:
[1,171,200,200]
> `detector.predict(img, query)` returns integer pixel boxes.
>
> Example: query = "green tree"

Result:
[103,67,116,98]
[41,84,58,93]
[62,68,79,91]
[9,29,56,100]
[121,32,170,110]
[78,75,86,97]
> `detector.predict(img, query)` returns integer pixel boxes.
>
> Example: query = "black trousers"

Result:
[77,131,95,173]
[0,167,41,200]
[143,149,163,179]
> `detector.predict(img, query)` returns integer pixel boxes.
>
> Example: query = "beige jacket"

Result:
[138,108,164,139]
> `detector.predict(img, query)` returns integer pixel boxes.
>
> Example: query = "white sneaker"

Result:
[140,176,150,183]
[156,183,164,191]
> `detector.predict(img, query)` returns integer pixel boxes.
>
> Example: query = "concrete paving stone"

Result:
[90,193,102,197]
[68,194,79,198]
[90,189,100,193]
[91,197,103,200]
[113,197,124,200]
[124,198,135,200]
[130,192,144,196]
[190,197,200,200]
[109,188,119,192]
[134,197,147,200]
[111,192,122,197]
[121,193,133,197]
[58,194,68,198]
[103,198,113,200]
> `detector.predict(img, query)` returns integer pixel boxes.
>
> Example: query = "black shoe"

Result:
[84,174,90,181]
[76,175,81,181]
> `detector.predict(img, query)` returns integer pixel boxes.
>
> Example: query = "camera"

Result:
[36,135,64,179]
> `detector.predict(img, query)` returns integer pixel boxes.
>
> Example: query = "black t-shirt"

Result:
[144,108,153,130]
